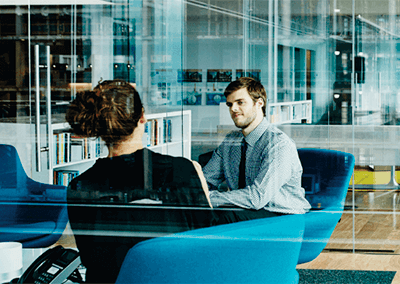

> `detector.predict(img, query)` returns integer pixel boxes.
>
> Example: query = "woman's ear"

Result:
[257,98,264,108]
[139,112,147,124]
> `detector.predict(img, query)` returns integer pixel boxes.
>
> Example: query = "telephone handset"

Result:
[15,246,83,284]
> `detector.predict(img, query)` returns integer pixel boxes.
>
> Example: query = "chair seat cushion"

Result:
[0,221,56,242]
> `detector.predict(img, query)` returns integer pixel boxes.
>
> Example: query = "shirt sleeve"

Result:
[202,147,226,191]
[209,138,295,210]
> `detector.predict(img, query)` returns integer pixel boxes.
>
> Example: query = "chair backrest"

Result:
[0,144,28,191]
[0,144,67,200]
[116,214,305,284]
[0,144,68,248]
[297,148,355,264]
[298,148,355,211]
[200,148,355,211]
[68,202,216,283]
[198,151,213,168]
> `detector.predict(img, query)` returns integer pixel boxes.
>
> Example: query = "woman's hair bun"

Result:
[66,90,104,138]
[66,79,143,145]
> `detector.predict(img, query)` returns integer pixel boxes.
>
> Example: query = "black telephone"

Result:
[14,246,83,284]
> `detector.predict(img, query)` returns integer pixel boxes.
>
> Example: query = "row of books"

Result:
[143,118,172,147]
[54,170,79,186]
[53,133,102,165]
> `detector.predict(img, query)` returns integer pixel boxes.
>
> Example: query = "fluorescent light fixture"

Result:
[334,9,340,13]
[0,0,112,5]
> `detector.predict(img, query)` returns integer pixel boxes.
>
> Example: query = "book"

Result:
[163,119,172,143]
[70,143,83,162]
[59,133,65,164]
[70,136,85,161]
[65,133,71,163]
[53,132,70,165]
[144,122,151,147]
[53,134,58,166]
[154,119,159,146]
[54,170,79,186]
[157,119,163,145]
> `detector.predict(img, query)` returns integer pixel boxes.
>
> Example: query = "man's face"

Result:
[226,88,263,131]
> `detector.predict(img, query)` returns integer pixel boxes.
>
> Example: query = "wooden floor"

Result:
[326,190,400,253]
[57,189,400,283]
[295,189,400,283]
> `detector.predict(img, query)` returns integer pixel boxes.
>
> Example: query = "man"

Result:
[203,77,311,224]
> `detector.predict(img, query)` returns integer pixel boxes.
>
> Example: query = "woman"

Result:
[66,79,213,283]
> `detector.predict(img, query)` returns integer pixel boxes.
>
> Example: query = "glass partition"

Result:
[183,0,400,256]
[2,0,400,279]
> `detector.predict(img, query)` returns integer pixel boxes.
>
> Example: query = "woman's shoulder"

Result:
[143,148,192,167]
[67,161,104,191]
[142,149,198,185]
[67,155,123,190]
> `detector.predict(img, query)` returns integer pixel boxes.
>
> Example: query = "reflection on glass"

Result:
[1,0,400,265]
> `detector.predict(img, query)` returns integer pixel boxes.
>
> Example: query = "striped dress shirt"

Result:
[203,118,311,214]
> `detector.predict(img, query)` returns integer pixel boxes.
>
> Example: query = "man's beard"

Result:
[233,111,257,129]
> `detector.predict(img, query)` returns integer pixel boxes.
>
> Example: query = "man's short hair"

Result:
[224,77,267,116]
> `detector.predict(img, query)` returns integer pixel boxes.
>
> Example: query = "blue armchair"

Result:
[199,148,355,265]
[0,144,68,248]
[116,214,305,284]
[297,148,355,264]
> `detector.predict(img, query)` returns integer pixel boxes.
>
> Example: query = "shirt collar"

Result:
[244,118,269,146]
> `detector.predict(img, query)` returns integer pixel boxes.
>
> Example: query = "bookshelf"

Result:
[0,110,191,187]
[143,110,191,159]
[51,122,106,186]
[268,100,312,124]
[53,110,192,185]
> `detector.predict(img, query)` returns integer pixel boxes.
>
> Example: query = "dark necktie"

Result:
[238,139,247,188]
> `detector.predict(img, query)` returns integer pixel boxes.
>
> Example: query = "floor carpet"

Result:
[298,269,396,284]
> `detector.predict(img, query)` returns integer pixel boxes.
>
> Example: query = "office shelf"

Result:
[143,110,191,159]
[269,100,312,124]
